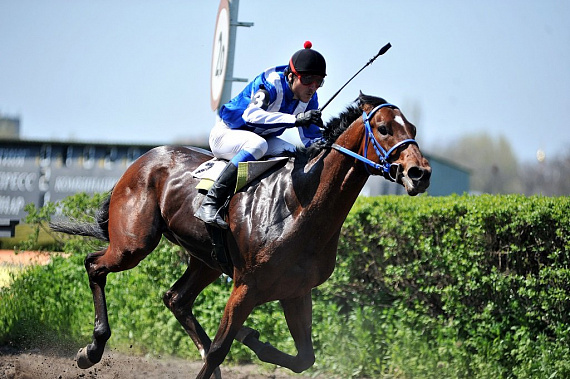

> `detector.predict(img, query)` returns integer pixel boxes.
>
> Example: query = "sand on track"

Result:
[0,347,323,379]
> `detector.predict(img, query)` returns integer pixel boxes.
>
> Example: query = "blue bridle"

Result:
[331,103,418,180]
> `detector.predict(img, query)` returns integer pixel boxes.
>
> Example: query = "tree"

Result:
[437,133,523,194]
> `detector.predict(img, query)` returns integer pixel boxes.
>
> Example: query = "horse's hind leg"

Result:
[76,248,112,369]
[162,256,221,362]
[77,238,161,368]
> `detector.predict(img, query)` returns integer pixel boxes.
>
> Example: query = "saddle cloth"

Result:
[191,157,289,193]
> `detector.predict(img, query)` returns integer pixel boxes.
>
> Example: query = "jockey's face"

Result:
[288,73,322,103]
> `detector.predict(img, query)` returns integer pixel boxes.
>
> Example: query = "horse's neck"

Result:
[322,150,368,211]
[324,122,369,200]
[296,137,369,228]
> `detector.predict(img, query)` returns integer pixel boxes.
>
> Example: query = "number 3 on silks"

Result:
[250,88,271,110]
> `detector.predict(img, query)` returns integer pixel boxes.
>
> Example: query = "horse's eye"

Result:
[378,124,388,135]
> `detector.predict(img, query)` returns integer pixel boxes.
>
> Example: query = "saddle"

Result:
[191,156,289,276]
[191,156,289,193]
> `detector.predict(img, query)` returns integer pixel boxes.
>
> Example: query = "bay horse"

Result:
[51,93,431,378]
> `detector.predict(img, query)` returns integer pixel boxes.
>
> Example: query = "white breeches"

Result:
[209,119,296,161]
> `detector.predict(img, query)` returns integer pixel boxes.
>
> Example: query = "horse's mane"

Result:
[300,92,388,159]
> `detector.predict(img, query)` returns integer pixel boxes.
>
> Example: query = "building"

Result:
[0,139,158,221]
[0,114,20,139]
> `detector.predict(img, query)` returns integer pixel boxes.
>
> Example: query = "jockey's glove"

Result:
[295,110,323,128]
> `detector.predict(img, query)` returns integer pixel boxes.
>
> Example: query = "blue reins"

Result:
[331,103,418,180]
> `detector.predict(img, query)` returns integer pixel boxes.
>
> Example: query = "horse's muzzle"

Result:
[402,165,431,196]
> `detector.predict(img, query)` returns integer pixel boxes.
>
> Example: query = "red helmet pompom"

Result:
[304,41,312,49]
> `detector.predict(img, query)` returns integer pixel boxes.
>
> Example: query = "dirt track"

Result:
[0,347,320,379]
[0,250,52,266]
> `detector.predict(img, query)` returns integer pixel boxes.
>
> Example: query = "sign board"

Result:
[0,141,153,222]
[210,0,230,111]
[0,146,42,220]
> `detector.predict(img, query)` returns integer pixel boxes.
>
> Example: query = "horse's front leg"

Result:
[76,249,112,369]
[235,292,315,373]
[197,284,256,379]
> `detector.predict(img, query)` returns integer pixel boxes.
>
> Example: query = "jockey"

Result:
[195,41,327,229]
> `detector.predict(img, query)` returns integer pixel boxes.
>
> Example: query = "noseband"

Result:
[332,103,418,180]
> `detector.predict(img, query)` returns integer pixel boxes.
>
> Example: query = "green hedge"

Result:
[315,194,570,378]
[1,194,569,378]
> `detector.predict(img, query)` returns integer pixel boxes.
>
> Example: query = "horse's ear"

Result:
[358,91,370,110]
[358,91,365,102]
[356,91,365,109]
[357,92,388,110]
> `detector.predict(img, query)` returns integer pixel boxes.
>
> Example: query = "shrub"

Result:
[321,194,570,377]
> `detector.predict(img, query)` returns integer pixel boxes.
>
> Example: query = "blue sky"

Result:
[1,1,569,163]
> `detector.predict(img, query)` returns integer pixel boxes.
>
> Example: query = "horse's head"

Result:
[325,93,430,195]
[355,93,431,195]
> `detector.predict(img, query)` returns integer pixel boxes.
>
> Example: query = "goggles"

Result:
[289,61,325,87]
[296,74,325,87]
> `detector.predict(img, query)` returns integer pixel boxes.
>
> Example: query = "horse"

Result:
[51,92,431,379]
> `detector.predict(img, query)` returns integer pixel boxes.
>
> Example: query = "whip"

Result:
[319,42,392,112]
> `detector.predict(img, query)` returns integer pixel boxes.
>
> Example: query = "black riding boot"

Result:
[194,162,238,229]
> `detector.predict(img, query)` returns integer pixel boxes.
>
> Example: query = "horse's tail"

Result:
[50,193,111,242]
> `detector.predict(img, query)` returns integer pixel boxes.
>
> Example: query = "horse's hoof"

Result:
[76,347,96,369]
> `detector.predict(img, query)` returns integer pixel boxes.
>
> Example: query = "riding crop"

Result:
[319,42,392,112]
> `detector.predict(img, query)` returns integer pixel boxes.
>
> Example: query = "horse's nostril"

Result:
[407,166,429,181]
[389,163,403,181]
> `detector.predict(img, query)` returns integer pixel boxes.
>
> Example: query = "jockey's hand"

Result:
[295,110,323,128]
